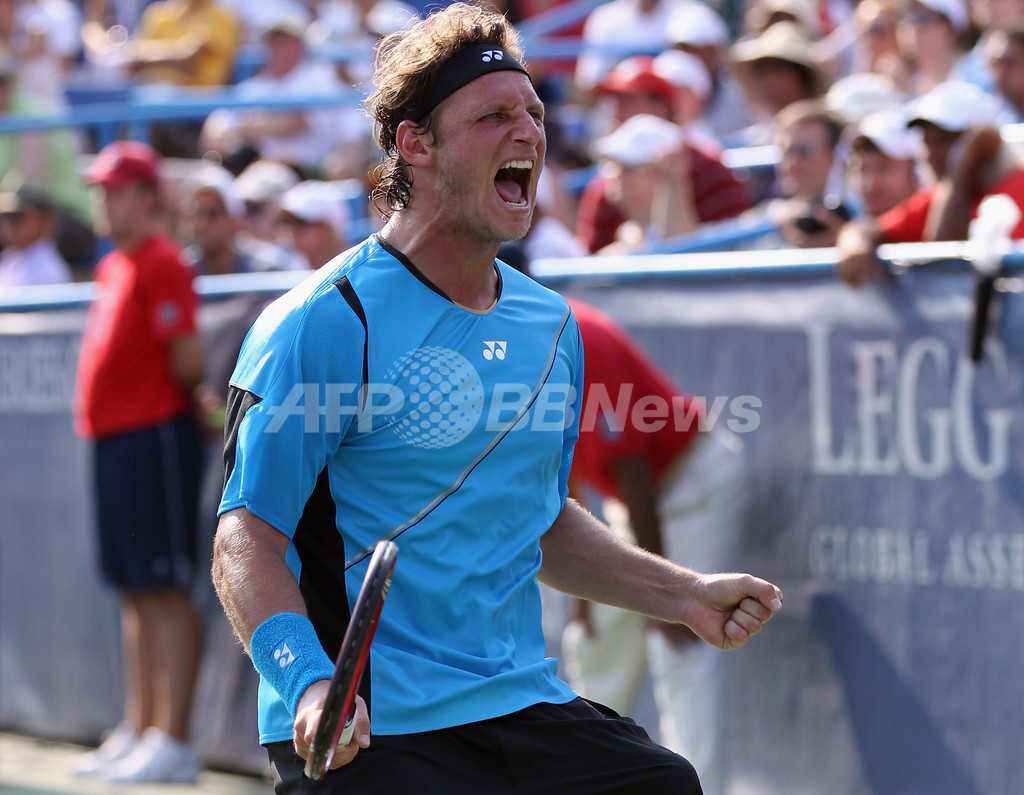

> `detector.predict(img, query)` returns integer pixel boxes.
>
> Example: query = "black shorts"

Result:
[93,414,202,592]
[266,698,701,794]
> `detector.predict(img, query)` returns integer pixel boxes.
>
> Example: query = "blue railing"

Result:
[2,242,1022,312]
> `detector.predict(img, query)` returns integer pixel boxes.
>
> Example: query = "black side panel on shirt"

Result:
[222,385,262,491]
[335,276,369,397]
[293,468,372,711]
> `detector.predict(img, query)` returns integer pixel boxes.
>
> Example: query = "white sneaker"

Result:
[104,727,200,784]
[70,723,139,778]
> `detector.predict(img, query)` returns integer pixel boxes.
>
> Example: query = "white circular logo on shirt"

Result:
[385,347,484,449]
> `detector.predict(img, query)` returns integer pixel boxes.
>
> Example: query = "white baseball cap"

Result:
[914,0,969,31]
[852,110,923,160]
[234,160,300,204]
[825,72,900,124]
[652,49,712,102]
[906,81,1000,132]
[186,165,245,218]
[666,2,729,48]
[592,114,685,167]
[281,180,349,237]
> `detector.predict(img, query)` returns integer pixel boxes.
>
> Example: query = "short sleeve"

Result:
[147,248,198,342]
[219,289,366,537]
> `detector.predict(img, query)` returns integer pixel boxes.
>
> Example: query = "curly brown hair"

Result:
[365,2,526,215]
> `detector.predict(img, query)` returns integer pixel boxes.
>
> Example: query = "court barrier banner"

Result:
[2,266,1023,790]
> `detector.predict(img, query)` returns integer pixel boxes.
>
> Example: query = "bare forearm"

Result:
[212,508,308,653]
[611,455,663,556]
[168,334,205,395]
[539,498,698,622]
[541,499,783,649]
[925,179,968,241]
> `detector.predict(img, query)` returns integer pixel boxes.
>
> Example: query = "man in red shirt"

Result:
[72,140,206,784]
[561,298,750,795]
[836,80,1024,286]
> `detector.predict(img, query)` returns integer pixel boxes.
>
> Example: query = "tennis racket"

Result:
[304,540,398,780]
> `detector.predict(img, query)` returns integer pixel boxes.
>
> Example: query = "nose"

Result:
[512,109,544,147]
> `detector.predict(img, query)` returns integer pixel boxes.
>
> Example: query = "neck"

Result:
[915,51,958,91]
[113,223,153,253]
[203,241,238,275]
[379,215,501,311]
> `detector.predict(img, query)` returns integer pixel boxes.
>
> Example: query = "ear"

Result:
[395,120,433,168]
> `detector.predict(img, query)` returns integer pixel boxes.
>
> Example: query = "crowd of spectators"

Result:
[1,0,1024,289]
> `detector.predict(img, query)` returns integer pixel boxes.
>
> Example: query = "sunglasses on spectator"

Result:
[783,142,824,158]
[188,207,228,220]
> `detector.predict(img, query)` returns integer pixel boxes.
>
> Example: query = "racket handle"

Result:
[305,716,355,780]
[339,715,355,747]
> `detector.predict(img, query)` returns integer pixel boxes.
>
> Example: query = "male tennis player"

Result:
[212,4,783,792]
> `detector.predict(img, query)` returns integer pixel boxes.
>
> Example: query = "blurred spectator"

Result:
[743,0,823,37]
[850,0,903,78]
[836,81,1024,286]
[2,0,82,110]
[0,179,71,287]
[962,0,1024,92]
[231,159,306,267]
[985,25,1024,122]
[307,0,418,88]
[651,49,722,154]
[589,114,705,253]
[593,54,675,132]
[178,165,293,275]
[200,7,368,177]
[71,140,205,784]
[844,109,922,218]
[78,0,144,82]
[575,57,751,252]
[559,297,749,795]
[82,0,239,87]
[741,99,848,248]
[82,0,240,157]
[574,0,694,95]
[276,179,348,268]
[665,2,754,142]
[0,47,95,272]
[895,0,971,94]
[731,21,830,144]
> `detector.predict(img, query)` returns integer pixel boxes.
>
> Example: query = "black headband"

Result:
[414,44,530,122]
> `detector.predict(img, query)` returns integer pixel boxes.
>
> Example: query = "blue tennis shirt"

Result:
[220,235,582,744]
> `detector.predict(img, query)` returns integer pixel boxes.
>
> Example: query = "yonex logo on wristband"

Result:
[274,642,295,668]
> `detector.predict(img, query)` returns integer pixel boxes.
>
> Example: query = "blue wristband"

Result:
[250,613,335,719]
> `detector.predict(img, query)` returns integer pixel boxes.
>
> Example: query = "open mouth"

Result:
[494,159,534,207]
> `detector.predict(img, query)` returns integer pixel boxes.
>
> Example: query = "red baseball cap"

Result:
[597,55,675,107]
[87,140,161,189]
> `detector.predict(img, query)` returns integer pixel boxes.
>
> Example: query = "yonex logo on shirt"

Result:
[483,341,507,361]
[274,642,295,669]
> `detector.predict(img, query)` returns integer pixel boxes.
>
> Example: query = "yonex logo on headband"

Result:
[413,43,531,122]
